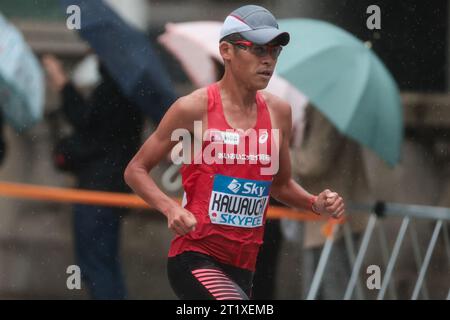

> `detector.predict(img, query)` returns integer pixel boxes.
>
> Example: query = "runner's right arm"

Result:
[124,90,206,235]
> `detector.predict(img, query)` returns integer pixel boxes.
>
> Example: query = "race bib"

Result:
[208,174,271,228]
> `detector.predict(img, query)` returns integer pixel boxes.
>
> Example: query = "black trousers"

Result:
[252,218,282,299]
[74,204,126,299]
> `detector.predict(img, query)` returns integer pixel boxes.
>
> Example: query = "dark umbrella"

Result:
[60,0,177,123]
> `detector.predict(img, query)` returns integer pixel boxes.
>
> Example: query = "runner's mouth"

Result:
[257,70,273,77]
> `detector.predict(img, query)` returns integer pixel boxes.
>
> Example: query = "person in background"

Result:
[290,105,371,299]
[252,200,283,300]
[42,54,144,299]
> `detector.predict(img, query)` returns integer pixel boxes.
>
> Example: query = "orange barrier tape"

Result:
[321,216,347,238]
[0,181,336,222]
[0,181,148,209]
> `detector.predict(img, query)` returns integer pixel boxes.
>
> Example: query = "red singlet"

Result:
[168,83,276,271]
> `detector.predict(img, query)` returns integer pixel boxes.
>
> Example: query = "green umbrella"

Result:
[276,19,403,166]
[0,13,44,132]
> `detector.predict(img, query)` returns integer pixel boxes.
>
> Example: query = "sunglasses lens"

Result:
[272,46,282,58]
[231,41,282,59]
[252,46,267,57]
[253,45,282,59]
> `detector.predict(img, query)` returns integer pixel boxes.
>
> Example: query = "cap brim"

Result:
[240,28,290,46]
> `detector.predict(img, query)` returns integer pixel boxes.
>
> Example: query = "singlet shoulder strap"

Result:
[255,91,272,130]
[206,83,225,129]
[206,83,218,113]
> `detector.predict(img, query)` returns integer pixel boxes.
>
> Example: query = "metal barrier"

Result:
[307,202,450,300]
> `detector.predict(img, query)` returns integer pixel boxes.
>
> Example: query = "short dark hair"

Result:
[219,32,244,43]
[220,32,284,46]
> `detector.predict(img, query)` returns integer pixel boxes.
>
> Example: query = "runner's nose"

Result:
[261,58,272,66]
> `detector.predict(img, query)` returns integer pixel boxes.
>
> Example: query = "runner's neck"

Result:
[218,75,258,111]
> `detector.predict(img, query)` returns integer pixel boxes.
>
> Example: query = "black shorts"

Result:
[167,251,254,300]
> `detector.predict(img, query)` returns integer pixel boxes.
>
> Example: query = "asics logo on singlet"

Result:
[227,179,241,193]
[259,131,269,144]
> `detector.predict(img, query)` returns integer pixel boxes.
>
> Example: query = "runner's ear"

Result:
[219,41,234,62]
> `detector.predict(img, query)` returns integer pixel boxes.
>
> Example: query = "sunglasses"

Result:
[229,40,283,59]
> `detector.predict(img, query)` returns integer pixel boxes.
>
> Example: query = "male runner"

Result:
[124,5,344,300]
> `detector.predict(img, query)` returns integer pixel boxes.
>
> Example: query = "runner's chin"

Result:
[255,74,271,89]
